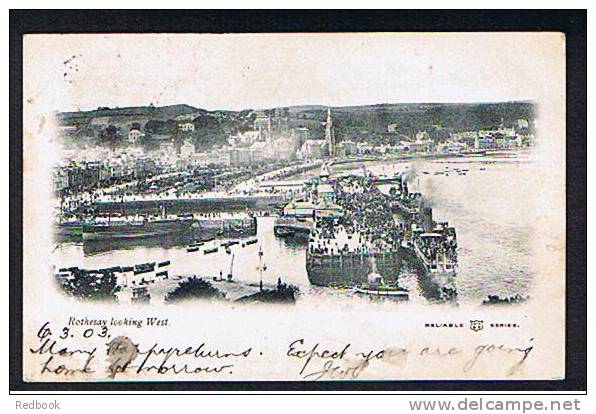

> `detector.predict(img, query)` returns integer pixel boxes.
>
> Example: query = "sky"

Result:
[23,32,564,112]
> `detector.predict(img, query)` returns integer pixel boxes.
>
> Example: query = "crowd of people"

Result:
[308,175,458,272]
[309,176,404,256]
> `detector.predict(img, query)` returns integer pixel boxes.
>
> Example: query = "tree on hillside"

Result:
[144,119,177,135]
[99,124,122,150]
[192,114,227,150]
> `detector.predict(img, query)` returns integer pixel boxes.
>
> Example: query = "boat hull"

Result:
[354,287,409,297]
[273,217,313,241]
[82,220,193,241]
[306,250,402,288]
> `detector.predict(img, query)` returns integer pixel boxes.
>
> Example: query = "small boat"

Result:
[204,247,219,254]
[482,293,528,305]
[187,246,200,253]
[354,285,409,298]
[244,238,258,246]
[189,241,204,248]
[158,260,170,267]
[134,262,155,274]
[103,266,122,273]
[156,270,168,278]
[200,237,215,243]
[354,258,409,299]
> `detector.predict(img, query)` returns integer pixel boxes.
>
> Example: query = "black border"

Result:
[9,9,587,393]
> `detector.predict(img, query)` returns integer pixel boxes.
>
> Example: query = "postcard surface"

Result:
[22,33,565,382]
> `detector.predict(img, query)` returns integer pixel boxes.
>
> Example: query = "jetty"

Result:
[305,168,458,301]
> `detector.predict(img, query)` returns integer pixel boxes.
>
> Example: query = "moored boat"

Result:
[482,293,528,305]
[353,285,409,297]
[273,216,313,241]
[83,214,195,242]
[352,258,409,299]
[134,262,155,275]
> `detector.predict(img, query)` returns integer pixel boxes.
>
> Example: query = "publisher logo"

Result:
[469,320,484,332]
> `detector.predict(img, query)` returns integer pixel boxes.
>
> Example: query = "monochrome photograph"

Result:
[20,31,568,382]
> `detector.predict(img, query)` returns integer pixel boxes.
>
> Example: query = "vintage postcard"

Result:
[21,32,566,383]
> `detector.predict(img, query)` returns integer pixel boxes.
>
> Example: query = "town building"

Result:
[516,118,530,129]
[439,141,469,154]
[228,130,261,147]
[271,136,297,160]
[415,131,430,141]
[253,111,271,138]
[128,127,144,144]
[337,140,357,157]
[298,139,327,160]
[294,127,310,148]
[134,157,158,179]
[178,122,195,132]
[180,139,196,159]
[53,167,69,194]
[58,125,78,138]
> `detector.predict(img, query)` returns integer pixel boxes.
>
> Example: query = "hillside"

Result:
[57,101,535,149]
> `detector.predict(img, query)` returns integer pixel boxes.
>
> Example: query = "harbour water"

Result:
[52,151,535,305]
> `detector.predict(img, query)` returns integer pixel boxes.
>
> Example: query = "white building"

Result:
[228,130,261,146]
[128,128,144,144]
[58,125,78,138]
[517,119,530,129]
[180,139,195,159]
[250,141,268,162]
[337,140,357,156]
[450,131,479,142]
[272,137,296,160]
[439,141,468,154]
[53,168,69,192]
[253,112,271,136]
[415,131,430,141]
[158,141,176,162]
[107,158,125,178]
[478,127,516,139]
[178,122,195,132]
[298,139,327,159]
[387,123,399,133]
[194,152,208,166]
[294,127,310,147]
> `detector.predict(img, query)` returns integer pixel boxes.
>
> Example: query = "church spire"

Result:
[325,107,335,158]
